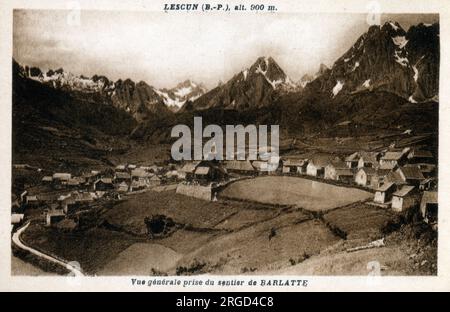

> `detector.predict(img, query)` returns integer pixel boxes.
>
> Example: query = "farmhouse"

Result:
[283,159,308,175]
[358,152,380,168]
[324,160,348,180]
[115,164,127,171]
[93,178,114,191]
[25,195,39,207]
[374,182,396,204]
[405,163,436,178]
[396,166,425,186]
[380,151,405,168]
[116,181,129,193]
[11,213,24,224]
[345,152,359,168]
[82,171,101,185]
[355,167,377,187]
[131,168,151,183]
[41,176,53,184]
[52,173,71,188]
[335,169,354,183]
[420,191,438,226]
[114,171,131,183]
[407,149,434,164]
[225,160,255,175]
[180,161,202,181]
[46,209,65,226]
[307,155,332,178]
[355,168,391,189]
[148,175,161,186]
[392,185,419,212]
[67,177,85,188]
[386,170,408,187]
[420,177,437,191]
[130,180,146,192]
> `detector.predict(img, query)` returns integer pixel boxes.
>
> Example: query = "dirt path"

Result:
[12,222,84,276]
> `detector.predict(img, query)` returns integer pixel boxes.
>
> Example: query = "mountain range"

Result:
[12,20,439,168]
[19,64,207,120]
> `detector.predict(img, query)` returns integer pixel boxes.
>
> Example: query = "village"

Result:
[11,144,438,234]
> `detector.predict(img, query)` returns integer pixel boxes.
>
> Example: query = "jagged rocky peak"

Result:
[183,55,296,112]
[307,20,439,102]
[316,63,330,76]
[244,56,296,90]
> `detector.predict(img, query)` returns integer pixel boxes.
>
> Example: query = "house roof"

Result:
[376,169,392,177]
[376,182,395,192]
[382,152,404,161]
[284,159,307,167]
[225,160,255,172]
[11,214,24,224]
[328,160,348,169]
[52,173,71,180]
[387,171,406,184]
[379,162,397,170]
[131,180,146,188]
[115,165,126,170]
[345,152,359,162]
[195,166,210,175]
[359,151,379,164]
[409,149,433,159]
[95,178,113,185]
[42,176,53,182]
[420,177,436,185]
[310,154,335,168]
[398,166,425,180]
[67,178,81,186]
[336,169,354,176]
[131,169,150,178]
[180,161,201,173]
[47,209,65,217]
[393,185,416,197]
[421,191,438,204]
[73,192,94,202]
[358,167,377,176]
[115,172,131,179]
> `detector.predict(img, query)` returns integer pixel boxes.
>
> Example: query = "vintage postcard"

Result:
[1,0,449,292]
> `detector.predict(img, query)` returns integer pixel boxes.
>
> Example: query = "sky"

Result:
[13,10,438,89]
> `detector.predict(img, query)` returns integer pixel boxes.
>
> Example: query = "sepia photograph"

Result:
[3,0,444,286]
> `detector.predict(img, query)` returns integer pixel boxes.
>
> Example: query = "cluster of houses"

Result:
[12,164,166,229]
[281,147,438,226]
[176,146,437,226]
[12,146,438,230]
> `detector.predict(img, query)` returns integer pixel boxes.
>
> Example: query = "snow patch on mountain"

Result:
[394,50,409,67]
[392,36,408,49]
[413,66,419,82]
[408,95,417,103]
[362,79,371,88]
[332,80,344,97]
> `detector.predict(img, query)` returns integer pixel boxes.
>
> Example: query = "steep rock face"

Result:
[184,56,296,111]
[111,79,170,121]
[157,80,207,111]
[306,21,439,102]
[17,63,208,121]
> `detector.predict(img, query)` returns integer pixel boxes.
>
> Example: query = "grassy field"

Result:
[21,223,140,274]
[220,176,372,211]
[103,190,277,234]
[96,243,182,275]
[17,188,435,276]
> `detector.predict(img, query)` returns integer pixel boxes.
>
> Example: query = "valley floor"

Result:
[13,184,437,276]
